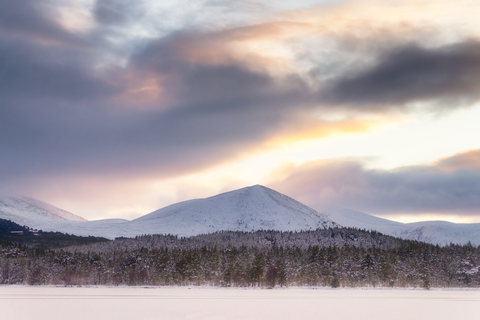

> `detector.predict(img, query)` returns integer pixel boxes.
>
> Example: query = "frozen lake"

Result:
[1,286,479,320]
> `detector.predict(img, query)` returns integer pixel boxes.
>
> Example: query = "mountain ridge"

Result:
[2,185,480,245]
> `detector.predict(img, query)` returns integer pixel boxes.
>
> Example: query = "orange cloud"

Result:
[437,149,480,172]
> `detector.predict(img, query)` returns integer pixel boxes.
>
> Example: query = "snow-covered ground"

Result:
[1,286,479,320]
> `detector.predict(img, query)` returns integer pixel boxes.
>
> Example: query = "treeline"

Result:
[0,219,109,249]
[1,228,479,288]
[65,228,410,253]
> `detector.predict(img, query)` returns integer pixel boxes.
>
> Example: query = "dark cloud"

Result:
[132,32,309,111]
[0,0,87,45]
[270,151,480,217]
[0,28,310,186]
[0,37,120,103]
[0,61,307,187]
[93,0,145,26]
[131,31,480,115]
[322,41,480,110]
[95,0,127,25]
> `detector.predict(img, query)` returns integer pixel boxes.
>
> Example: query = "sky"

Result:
[1,0,480,223]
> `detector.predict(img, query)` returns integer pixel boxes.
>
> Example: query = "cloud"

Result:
[93,0,149,26]
[269,150,480,217]
[321,41,480,110]
[2,0,480,219]
[128,29,311,109]
[0,38,119,103]
[437,149,480,171]
[2,12,480,183]
[0,0,91,46]
[94,0,129,25]
[0,28,311,186]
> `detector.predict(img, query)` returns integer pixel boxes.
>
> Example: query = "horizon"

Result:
[1,0,479,223]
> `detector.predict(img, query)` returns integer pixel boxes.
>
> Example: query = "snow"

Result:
[129,185,337,236]
[323,206,480,246]
[0,185,337,240]
[1,286,479,320]
[323,206,407,232]
[3,186,480,245]
[400,221,480,246]
[0,196,87,232]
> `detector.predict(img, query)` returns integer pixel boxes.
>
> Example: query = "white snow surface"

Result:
[2,186,480,245]
[399,221,480,246]
[129,184,337,236]
[323,206,480,246]
[1,286,479,320]
[0,195,87,230]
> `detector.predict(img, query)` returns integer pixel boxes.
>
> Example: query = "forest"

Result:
[0,219,108,248]
[1,220,479,289]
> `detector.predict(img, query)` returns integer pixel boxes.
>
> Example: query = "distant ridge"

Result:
[322,206,480,246]
[0,195,87,229]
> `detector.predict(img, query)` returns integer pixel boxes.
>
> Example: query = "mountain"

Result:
[320,206,480,246]
[0,186,337,239]
[0,196,87,230]
[396,220,480,246]
[3,186,480,246]
[321,206,407,232]
[128,185,337,236]
[0,195,131,238]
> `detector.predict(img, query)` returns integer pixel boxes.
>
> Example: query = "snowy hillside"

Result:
[128,185,337,236]
[323,207,407,232]
[321,206,480,246]
[398,221,480,246]
[0,196,87,230]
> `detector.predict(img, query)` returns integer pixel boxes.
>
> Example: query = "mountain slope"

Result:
[128,185,337,236]
[0,196,87,230]
[322,206,407,231]
[400,221,480,246]
[320,205,480,246]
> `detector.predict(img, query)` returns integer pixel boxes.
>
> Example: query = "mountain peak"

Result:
[131,185,337,236]
[221,184,270,194]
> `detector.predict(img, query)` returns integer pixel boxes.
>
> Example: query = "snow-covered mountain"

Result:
[395,221,480,246]
[128,185,337,236]
[0,195,87,230]
[0,186,336,239]
[321,206,480,246]
[2,186,480,246]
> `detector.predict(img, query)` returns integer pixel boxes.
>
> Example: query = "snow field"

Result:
[1,286,479,320]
